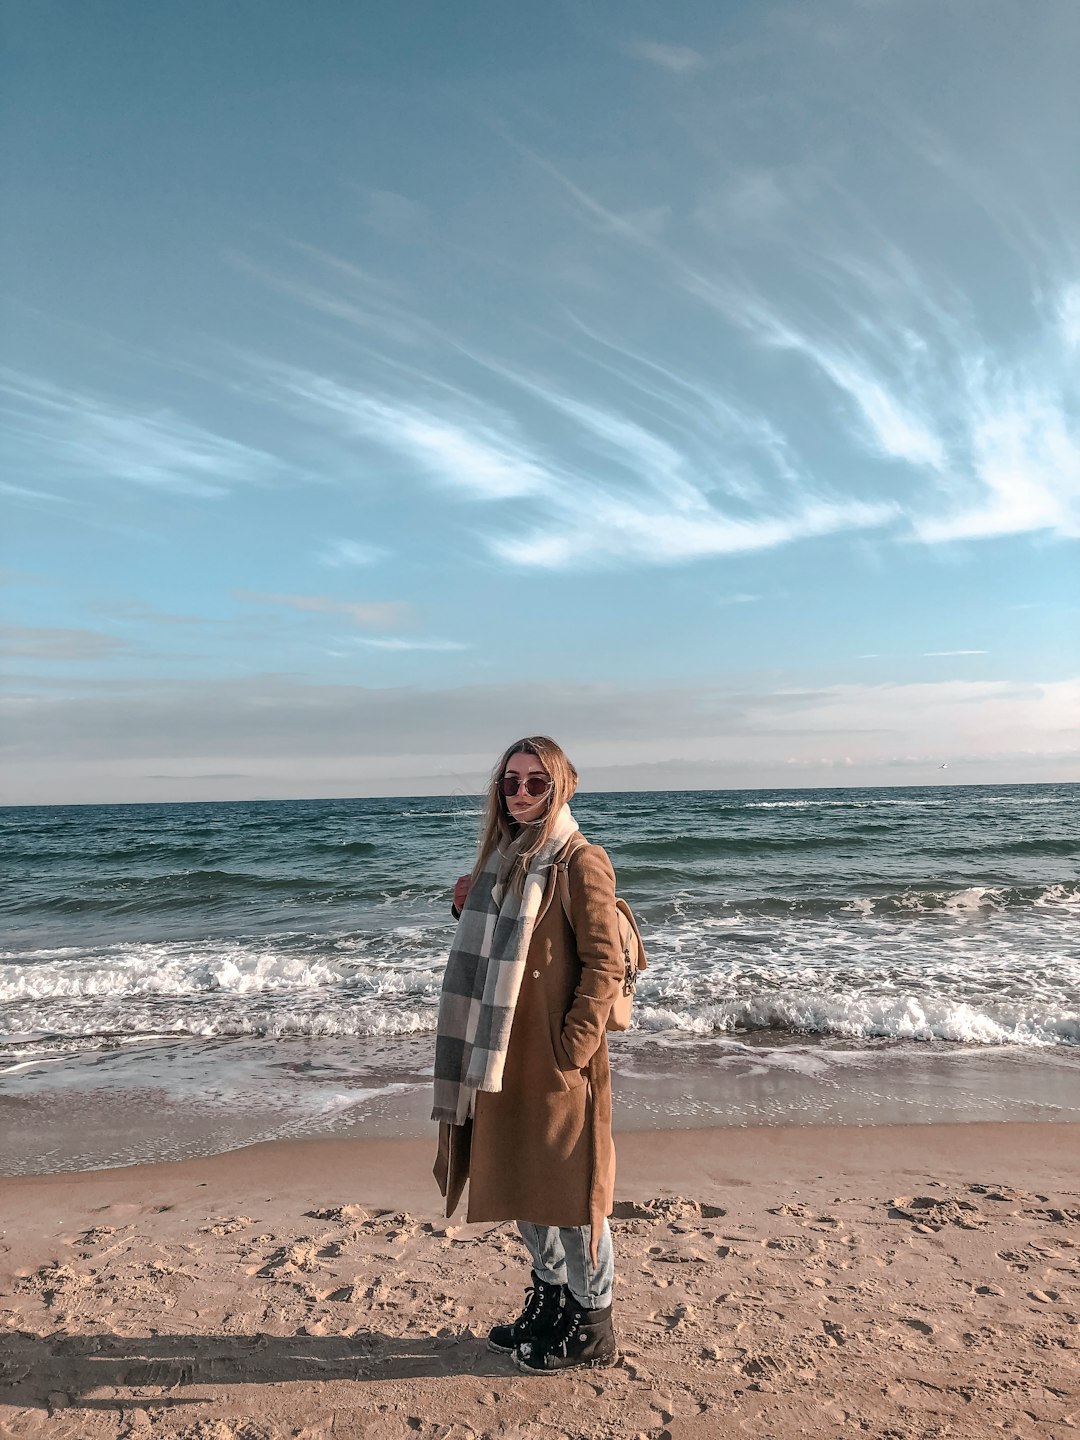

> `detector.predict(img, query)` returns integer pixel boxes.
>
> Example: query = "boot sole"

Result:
[490,1331,561,1355]
[513,1349,619,1373]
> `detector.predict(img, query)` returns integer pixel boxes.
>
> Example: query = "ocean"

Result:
[2,783,1078,1173]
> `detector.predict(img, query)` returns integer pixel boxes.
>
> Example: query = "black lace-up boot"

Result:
[513,1286,617,1372]
[487,1272,564,1354]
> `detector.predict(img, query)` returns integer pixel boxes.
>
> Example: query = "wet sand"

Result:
[2,1122,1078,1438]
[4,1032,1078,1175]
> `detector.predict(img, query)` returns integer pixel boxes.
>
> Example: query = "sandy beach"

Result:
[2,1121,1077,1439]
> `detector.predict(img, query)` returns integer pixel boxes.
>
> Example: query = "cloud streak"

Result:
[0,370,283,497]
[317,540,387,568]
[353,637,469,652]
[0,625,126,660]
[625,40,708,74]
[510,144,1080,550]
[236,116,1078,575]
[268,354,897,568]
[233,590,410,631]
[276,369,551,501]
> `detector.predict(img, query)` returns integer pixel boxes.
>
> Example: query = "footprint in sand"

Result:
[73,1224,118,1246]
[650,1302,696,1330]
[199,1215,257,1237]
[254,1239,321,1278]
[648,1245,709,1265]
[968,1183,1031,1206]
[762,1235,821,1256]
[996,1243,1071,1272]
[16,1261,90,1307]
[741,1353,784,1379]
[612,1196,726,1223]
[305,1204,378,1223]
[890,1195,985,1231]
[324,1283,358,1303]
[173,1422,275,1440]
[317,1234,357,1258]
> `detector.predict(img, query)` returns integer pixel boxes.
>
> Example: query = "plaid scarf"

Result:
[431,805,580,1126]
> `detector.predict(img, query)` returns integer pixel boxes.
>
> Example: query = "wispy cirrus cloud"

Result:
[490,495,895,569]
[513,145,1080,548]
[268,357,896,569]
[234,208,902,570]
[625,39,708,74]
[228,246,435,349]
[1060,284,1080,353]
[353,637,469,652]
[317,539,387,568]
[94,600,210,627]
[356,188,430,240]
[0,479,70,504]
[695,268,1080,543]
[916,372,1080,542]
[231,120,1078,573]
[276,369,550,501]
[233,589,410,630]
[0,370,282,497]
[698,284,949,471]
[0,624,126,660]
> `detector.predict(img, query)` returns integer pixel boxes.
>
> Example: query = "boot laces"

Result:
[519,1285,543,1326]
[516,1280,556,1334]
[549,1297,584,1356]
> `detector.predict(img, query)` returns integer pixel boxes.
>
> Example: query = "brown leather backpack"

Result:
[555,838,647,1032]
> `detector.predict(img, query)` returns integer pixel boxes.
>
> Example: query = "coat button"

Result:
[532,970,540,978]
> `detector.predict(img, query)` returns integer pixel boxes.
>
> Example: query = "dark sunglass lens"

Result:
[499,775,551,797]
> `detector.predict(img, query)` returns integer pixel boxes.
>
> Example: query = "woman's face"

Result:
[501,750,553,825]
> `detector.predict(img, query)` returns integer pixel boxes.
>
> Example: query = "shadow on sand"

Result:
[2,1328,519,1409]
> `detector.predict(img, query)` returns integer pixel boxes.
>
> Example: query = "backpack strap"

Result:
[554,833,589,930]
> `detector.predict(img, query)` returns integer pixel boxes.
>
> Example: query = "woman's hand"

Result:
[453,874,472,912]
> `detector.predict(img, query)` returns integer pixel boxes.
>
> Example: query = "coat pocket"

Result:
[547,1010,587,1090]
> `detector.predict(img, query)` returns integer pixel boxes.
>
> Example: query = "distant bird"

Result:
[939,763,948,769]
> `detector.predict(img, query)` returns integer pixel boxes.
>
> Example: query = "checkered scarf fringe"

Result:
[431,805,580,1126]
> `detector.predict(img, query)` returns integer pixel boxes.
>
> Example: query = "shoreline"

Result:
[4,1117,1079,1211]
[4,1032,1078,1178]
[2,1120,1078,1438]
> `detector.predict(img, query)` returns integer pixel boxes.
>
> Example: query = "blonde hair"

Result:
[472,736,579,892]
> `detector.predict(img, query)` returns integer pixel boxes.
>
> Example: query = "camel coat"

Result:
[433,840,625,1264]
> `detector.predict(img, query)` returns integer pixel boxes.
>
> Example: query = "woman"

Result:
[432,736,625,1372]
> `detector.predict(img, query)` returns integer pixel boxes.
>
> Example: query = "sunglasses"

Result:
[500,774,553,798]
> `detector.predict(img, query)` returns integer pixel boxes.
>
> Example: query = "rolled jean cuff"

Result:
[516,1219,614,1310]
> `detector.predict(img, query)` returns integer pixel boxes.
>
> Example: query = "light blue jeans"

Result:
[517,1219,614,1310]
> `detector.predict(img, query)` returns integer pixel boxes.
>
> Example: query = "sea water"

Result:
[2,784,1078,1170]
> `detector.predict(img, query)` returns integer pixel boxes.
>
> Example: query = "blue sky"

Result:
[3,0,1078,802]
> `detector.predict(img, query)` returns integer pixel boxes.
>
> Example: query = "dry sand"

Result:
[1,1122,1078,1440]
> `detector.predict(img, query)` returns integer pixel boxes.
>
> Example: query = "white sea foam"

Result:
[400,807,484,818]
[635,996,1079,1047]
[840,887,1003,915]
[745,798,947,809]
[3,865,1077,1058]
[0,937,445,1004]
